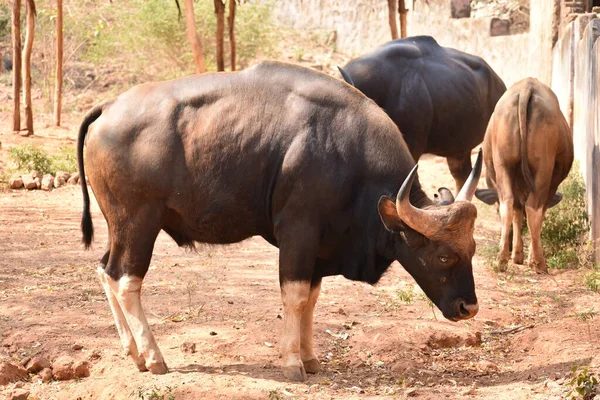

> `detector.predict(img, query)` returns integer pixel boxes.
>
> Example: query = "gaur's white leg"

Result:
[512,208,524,264]
[108,274,168,374]
[97,267,147,371]
[498,199,514,268]
[300,281,321,373]
[280,281,311,381]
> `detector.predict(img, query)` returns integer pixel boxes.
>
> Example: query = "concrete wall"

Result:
[276,0,558,87]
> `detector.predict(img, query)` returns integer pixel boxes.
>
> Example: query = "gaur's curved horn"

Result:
[337,66,355,87]
[455,148,483,202]
[395,164,442,237]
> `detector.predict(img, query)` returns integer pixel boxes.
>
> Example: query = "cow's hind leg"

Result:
[97,247,147,371]
[525,204,547,273]
[300,279,321,374]
[512,205,524,264]
[102,206,168,374]
[447,152,472,193]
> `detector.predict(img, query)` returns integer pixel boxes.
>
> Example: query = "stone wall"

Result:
[276,0,557,87]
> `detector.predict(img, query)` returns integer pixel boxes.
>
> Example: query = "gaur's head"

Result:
[379,151,482,321]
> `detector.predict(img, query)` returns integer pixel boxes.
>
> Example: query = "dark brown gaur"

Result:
[78,61,483,382]
[475,78,574,273]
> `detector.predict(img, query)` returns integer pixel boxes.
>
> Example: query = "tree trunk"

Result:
[54,0,63,126]
[387,0,399,40]
[12,0,22,133]
[22,0,36,135]
[214,0,225,72]
[399,0,408,38]
[184,0,205,74]
[228,0,236,71]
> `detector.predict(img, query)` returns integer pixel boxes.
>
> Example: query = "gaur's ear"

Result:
[548,192,563,208]
[475,189,499,205]
[378,196,403,232]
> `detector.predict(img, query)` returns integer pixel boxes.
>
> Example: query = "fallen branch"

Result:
[490,324,534,335]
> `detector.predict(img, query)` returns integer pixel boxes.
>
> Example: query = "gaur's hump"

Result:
[378,35,444,60]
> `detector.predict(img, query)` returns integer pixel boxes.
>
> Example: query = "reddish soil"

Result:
[1,75,599,400]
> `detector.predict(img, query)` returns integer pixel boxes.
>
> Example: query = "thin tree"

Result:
[214,0,225,71]
[399,0,408,38]
[22,0,36,135]
[387,0,399,39]
[54,0,63,126]
[12,0,22,132]
[228,0,236,71]
[184,0,206,73]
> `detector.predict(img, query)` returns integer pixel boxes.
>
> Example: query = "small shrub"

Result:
[585,271,600,293]
[395,288,414,304]
[9,145,53,175]
[547,248,580,270]
[50,146,78,174]
[565,366,598,400]
[542,168,589,263]
[130,385,176,400]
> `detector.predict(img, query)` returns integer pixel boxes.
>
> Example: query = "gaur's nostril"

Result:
[458,301,479,318]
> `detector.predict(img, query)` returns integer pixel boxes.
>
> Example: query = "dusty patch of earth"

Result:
[0,78,599,400]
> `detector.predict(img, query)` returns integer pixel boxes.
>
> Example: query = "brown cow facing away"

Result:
[475,78,573,273]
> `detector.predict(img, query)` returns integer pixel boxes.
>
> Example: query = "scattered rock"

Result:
[209,331,218,336]
[67,172,80,185]
[426,330,482,349]
[26,356,51,373]
[18,357,30,367]
[34,177,41,189]
[476,360,499,373]
[52,356,75,381]
[21,175,37,190]
[451,0,471,18]
[180,342,196,354]
[88,349,102,361]
[8,388,29,400]
[41,174,54,191]
[73,361,90,378]
[71,343,84,351]
[9,177,23,189]
[31,171,41,179]
[54,171,71,188]
[0,362,28,385]
[39,367,53,382]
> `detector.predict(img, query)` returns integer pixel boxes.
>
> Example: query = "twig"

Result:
[490,324,534,335]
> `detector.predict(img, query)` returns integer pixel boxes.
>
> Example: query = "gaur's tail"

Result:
[77,100,110,249]
[518,81,535,192]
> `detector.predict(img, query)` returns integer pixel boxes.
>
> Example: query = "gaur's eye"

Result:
[439,256,448,263]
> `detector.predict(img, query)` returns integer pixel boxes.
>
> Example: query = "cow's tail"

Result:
[518,82,535,193]
[78,100,111,249]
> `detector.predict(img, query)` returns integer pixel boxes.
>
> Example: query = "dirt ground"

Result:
[1,70,600,400]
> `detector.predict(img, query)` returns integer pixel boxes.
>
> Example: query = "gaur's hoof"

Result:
[302,358,321,374]
[282,364,307,381]
[147,361,169,374]
[135,359,148,372]
[513,252,524,265]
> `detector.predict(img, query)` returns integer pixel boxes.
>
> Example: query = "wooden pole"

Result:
[388,0,399,40]
[12,0,22,133]
[228,0,236,71]
[184,0,206,74]
[214,0,225,72]
[22,0,36,135]
[54,0,63,126]
[399,0,408,38]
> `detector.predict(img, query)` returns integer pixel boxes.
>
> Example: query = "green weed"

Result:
[585,271,600,293]
[565,366,598,400]
[130,385,176,400]
[8,145,77,176]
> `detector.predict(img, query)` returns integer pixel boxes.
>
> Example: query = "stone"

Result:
[88,349,102,361]
[31,171,41,179]
[450,0,471,18]
[476,360,499,373]
[9,388,29,400]
[0,362,28,385]
[34,177,41,189]
[180,342,196,354]
[426,330,482,349]
[67,172,79,185]
[71,343,84,351]
[52,356,75,381]
[490,18,511,36]
[73,360,90,378]
[21,175,37,190]
[9,177,23,189]
[41,174,54,191]
[39,367,53,382]
[54,171,70,188]
[26,356,51,373]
